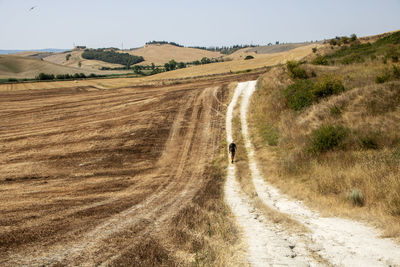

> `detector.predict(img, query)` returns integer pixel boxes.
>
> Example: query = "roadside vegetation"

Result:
[249,30,400,239]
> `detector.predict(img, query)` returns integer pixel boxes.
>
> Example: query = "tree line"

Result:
[145,41,184,47]
[82,49,144,67]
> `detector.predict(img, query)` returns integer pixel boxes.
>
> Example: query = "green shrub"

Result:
[309,124,349,153]
[7,78,18,82]
[312,55,328,65]
[312,47,317,53]
[283,80,314,110]
[340,36,350,44]
[283,76,345,111]
[347,189,364,206]
[244,55,254,60]
[66,53,71,61]
[286,60,308,79]
[177,62,186,68]
[375,72,390,83]
[329,39,338,46]
[313,76,345,99]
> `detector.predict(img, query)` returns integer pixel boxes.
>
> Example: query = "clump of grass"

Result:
[330,105,342,117]
[375,72,390,84]
[393,64,400,78]
[258,124,279,146]
[358,132,379,150]
[309,124,349,154]
[347,189,365,206]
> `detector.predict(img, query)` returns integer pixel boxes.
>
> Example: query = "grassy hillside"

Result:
[44,50,126,71]
[249,31,400,238]
[0,54,131,79]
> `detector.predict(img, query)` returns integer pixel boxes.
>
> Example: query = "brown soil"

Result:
[0,72,262,265]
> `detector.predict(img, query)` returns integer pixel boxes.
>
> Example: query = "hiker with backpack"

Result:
[229,141,237,163]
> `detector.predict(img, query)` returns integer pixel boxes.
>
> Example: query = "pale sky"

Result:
[0,0,399,50]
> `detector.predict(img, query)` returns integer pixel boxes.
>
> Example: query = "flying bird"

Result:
[29,6,37,11]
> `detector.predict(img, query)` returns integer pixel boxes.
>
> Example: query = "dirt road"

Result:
[0,73,260,266]
[226,81,400,266]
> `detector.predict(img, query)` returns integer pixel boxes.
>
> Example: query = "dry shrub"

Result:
[348,189,365,206]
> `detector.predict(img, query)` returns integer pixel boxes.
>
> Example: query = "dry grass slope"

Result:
[0,55,129,79]
[123,44,223,65]
[249,34,400,239]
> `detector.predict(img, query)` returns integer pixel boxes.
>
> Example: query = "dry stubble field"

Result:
[0,72,261,266]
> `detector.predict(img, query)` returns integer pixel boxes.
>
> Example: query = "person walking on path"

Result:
[229,141,237,163]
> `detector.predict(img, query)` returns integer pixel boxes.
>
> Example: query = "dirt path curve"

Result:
[235,80,400,266]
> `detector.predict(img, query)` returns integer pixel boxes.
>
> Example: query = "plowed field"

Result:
[0,72,260,265]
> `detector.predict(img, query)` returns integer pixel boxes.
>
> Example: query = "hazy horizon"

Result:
[1,0,399,50]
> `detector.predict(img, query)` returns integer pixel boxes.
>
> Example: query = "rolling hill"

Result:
[0,55,130,79]
[121,44,223,65]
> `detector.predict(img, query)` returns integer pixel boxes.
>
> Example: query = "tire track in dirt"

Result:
[225,82,318,266]
[240,81,400,266]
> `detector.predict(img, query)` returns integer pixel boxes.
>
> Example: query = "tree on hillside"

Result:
[165,60,177,71]
[177,62,186,69]
[201,57,211,64]
[82,49,144,67]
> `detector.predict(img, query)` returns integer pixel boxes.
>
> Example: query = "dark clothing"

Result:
[229,142,237,152]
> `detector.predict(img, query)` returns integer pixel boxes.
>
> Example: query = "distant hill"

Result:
[0,49,69,55]
[0,55,128,79]
[123,44,223,65]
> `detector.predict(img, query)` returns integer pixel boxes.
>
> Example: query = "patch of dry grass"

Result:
[124,44,223,66]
